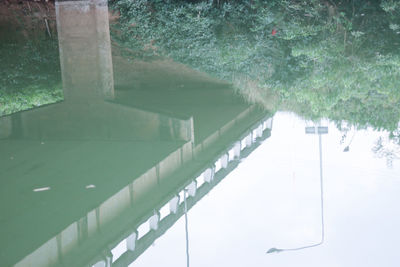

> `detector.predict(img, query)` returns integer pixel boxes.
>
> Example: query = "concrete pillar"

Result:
[264,118,273,130]
[256,124,263,138]
[185,181,197,197]
[56,0,114,101]
[245,133,252,147]
[159,116,194,142]
[233,141,241,159]
[203,167,215,183]
[126,232,138,251]
[93,261,106,267]
[169,195,180,214]
[220,153,229,169]
[149,212,160,231]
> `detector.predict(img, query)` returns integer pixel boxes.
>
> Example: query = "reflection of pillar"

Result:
[56,0,114,101]
[0,116,12,139]
[126,232,138,251]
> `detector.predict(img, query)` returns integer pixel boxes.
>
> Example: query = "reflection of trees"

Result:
[339,124,356,152]
[112,0,400,135]
[372,133,400,168]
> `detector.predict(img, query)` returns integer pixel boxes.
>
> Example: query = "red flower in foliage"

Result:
[271,29,277,36]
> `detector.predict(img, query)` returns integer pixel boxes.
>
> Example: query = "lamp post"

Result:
[267,126,327,254]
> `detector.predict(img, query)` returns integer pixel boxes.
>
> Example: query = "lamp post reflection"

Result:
[267,126,327,254]
[184,188,190,267]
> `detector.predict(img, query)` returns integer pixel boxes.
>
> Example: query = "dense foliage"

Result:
[112,0,400,135]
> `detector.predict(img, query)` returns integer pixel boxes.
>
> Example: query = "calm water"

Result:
[1,0,400,267]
